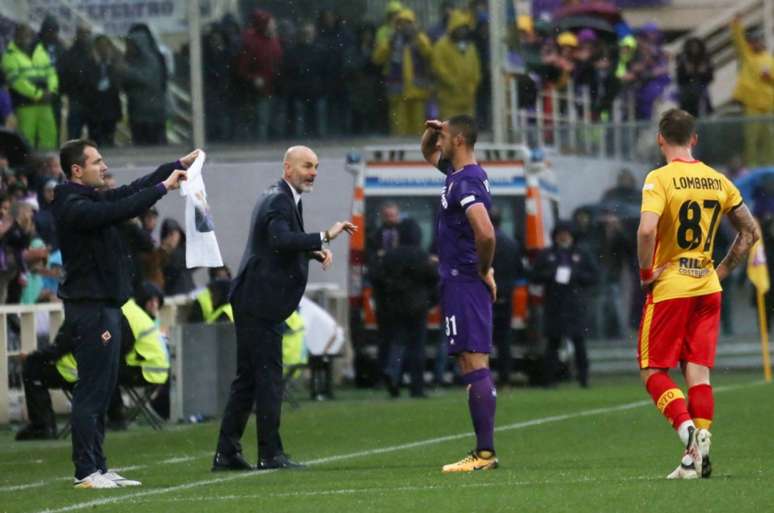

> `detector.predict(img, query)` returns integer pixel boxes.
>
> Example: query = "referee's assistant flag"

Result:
[747,238,771,382]
[747,239,769,293]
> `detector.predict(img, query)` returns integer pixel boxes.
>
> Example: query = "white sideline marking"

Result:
[0,459,43,466]
[27,380,766,513]
[129,475,661,503]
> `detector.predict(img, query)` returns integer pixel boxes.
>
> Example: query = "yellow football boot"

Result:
[442,450,498,473]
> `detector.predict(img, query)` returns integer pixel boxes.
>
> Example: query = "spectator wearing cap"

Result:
[376,1,404,47]
[731,15,774,167]
[616,34,637,84]
[372,9,432,135]
[532,221,597,388]
[553,31,578,90]
[432,10,481,119]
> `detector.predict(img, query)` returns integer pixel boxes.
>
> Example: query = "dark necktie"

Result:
[297,199,304,229]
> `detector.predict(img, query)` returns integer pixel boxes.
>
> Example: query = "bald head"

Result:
[283,145,317,165]
[283,146,319,193]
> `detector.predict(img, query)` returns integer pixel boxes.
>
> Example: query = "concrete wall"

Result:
[547,155,651,219]
[110,156,357,291]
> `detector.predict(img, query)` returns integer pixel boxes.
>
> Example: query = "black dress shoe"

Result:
[257,453,306,470]
[212,452,253,471]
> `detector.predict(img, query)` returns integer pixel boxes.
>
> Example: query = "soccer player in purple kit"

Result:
[421,116,498,472]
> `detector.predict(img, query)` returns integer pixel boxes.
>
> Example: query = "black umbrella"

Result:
[556,16,617,39]
[0,128,32,167]
[555,2,623,24]
[557,15,616,34]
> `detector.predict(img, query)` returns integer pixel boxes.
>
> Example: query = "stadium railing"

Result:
[507,106,774,166]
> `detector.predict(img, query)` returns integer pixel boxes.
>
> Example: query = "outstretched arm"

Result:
[716,204,759,280]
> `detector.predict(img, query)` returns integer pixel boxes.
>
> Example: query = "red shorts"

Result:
[637,292,721,369]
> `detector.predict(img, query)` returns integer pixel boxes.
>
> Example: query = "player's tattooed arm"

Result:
[421,120,443,167]
[717,204,760,281]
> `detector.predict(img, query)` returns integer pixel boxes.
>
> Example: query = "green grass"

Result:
[1,371,772,513]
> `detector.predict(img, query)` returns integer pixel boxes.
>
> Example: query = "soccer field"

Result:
[1,371,771,513]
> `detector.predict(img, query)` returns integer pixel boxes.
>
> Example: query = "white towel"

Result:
[179,151,223,268]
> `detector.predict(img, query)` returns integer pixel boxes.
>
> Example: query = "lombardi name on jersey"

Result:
[672,176,723,191]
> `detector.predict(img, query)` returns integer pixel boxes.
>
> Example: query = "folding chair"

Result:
[282,363,308,410]
[120,384,165,430]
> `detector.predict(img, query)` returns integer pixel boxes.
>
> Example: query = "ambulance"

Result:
[345,144,559,380]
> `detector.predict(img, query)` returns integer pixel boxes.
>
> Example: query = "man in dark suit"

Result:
[367,201,422,372]
[212,145,355,471]
[367,201,422,260]
[370,234,438,398]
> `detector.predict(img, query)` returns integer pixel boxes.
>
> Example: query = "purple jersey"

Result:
[436,159,492,281]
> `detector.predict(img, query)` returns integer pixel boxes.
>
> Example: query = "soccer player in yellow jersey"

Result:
[637,109,759,479]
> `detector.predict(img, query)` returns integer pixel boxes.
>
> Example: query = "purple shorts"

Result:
[440,278,493,355]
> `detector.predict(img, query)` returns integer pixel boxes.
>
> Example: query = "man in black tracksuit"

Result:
[52,138,196,489]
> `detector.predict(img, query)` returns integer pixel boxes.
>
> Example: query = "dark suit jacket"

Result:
[369,218,421,252]
[231,180,322,322]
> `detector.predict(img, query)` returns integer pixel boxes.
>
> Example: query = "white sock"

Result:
[677,420,695,447]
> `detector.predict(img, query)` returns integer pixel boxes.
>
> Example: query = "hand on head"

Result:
[425,119,444,131]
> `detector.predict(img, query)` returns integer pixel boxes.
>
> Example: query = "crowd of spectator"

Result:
[0,16,172,149]
[0,3,771,153]
[509,11,674,122]
[186,1,493,141]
